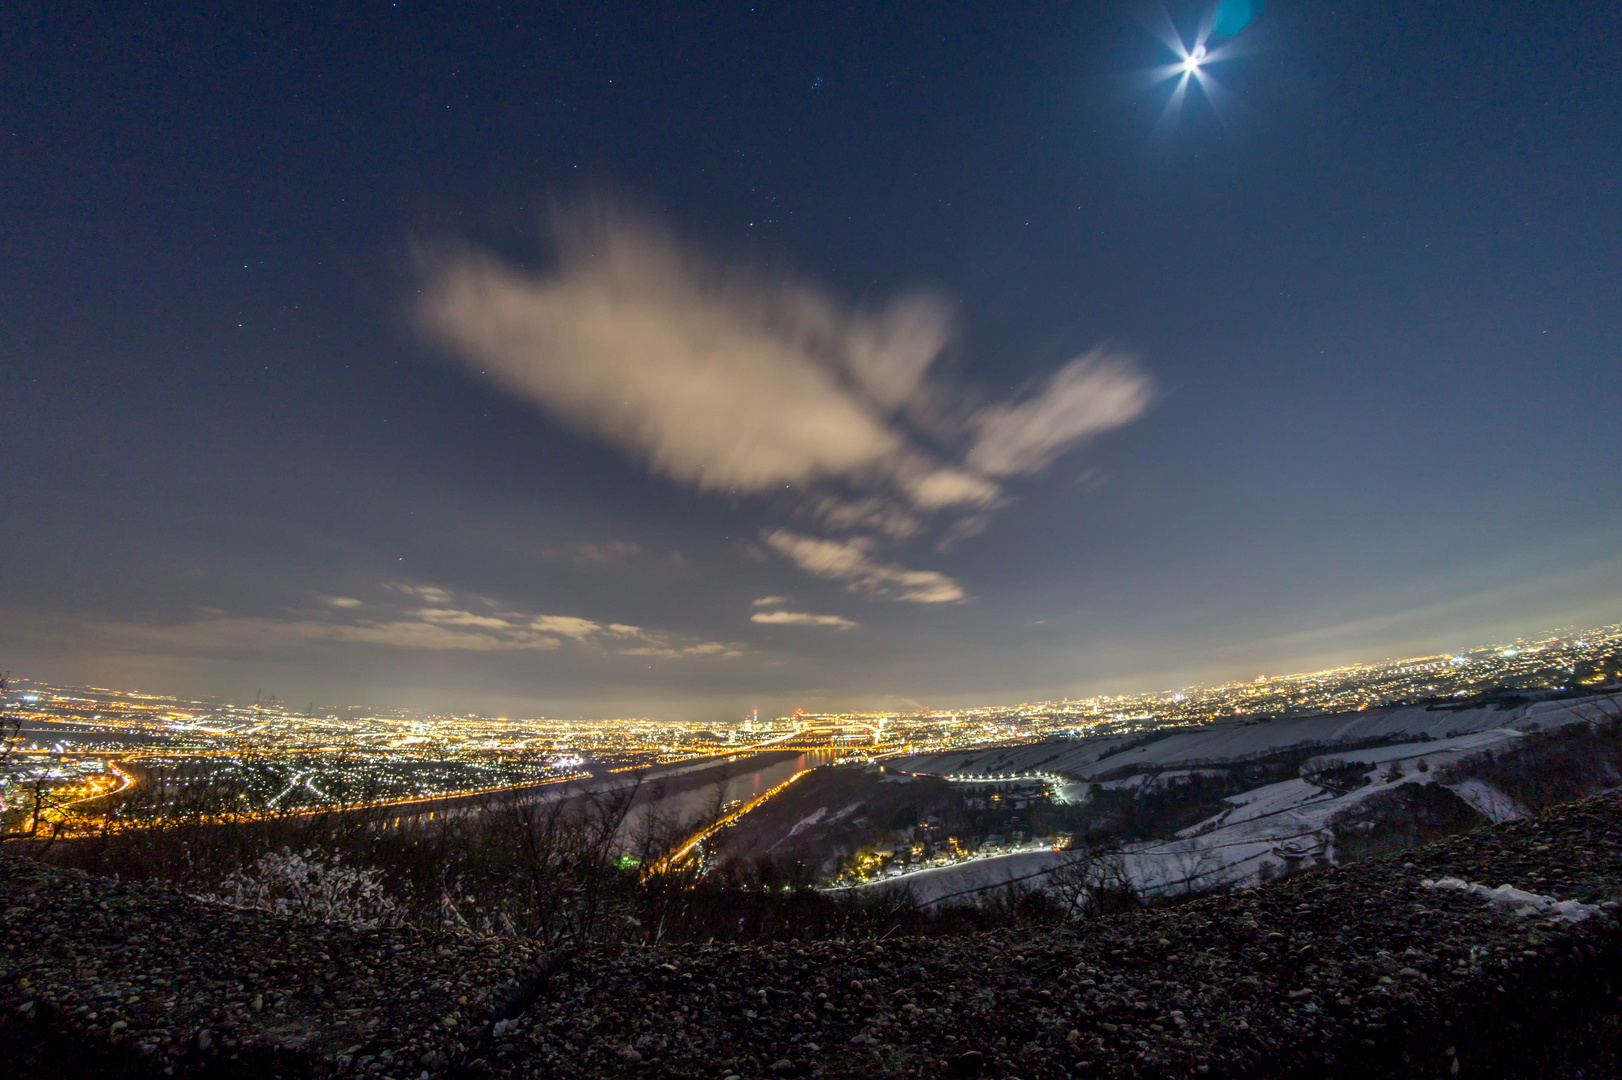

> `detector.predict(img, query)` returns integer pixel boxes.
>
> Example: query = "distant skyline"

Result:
[4,2,1620,721]
[9,617,1617,726]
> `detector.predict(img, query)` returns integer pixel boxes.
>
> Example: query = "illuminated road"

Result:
[829,841,1063,892]
[651,769,814,874]
[52,761,136,810]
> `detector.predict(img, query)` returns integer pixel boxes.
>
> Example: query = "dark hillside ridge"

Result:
[4,793,1622,1079]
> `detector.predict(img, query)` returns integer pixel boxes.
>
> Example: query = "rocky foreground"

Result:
[5,793,1622,1080]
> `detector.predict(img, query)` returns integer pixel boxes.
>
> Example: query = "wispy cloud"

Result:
[764,529,964,603]
[751,610,859,629]
[390,583,455,605]
[801,495,921,540]
[525,614,604,641]
[752,596,790,606]
[621,641,743,659]
[965,351,1154,477]
[87,613,560,654]
[417,210,1152,597]
[574,540,640,564]
[417,216,942,501]
[68,584,741,660]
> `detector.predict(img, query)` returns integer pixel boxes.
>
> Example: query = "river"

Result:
[612,750,841,854]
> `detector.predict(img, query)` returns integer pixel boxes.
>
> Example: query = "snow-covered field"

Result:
[872,694,1620,905]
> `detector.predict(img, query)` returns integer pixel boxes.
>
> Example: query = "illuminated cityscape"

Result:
[890,622,1622,751]
[6,621,1618,831]
[6,4,1621,1074]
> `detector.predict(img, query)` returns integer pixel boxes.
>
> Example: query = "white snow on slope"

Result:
[893,696,1620,784]
[1445,778,1526,823]
[827,801,864,824]
[1299,727,1520,773]
[1422,877,1609,922]
[769,806,829,851]
[868,695,1620,907]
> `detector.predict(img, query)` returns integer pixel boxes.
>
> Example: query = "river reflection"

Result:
[615,751,838,853]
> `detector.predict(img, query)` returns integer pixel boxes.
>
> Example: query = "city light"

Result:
[5,622,1619,838]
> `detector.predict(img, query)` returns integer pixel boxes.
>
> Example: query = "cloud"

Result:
[678,641,735,655]
[418,217,933,498]
[764,529,964,603]
[937,513,994,552]
[68,583,742,661]
[843,294,954,408]
[322,596,364,608]
[389,584,455,605]
[750,610,859,629]
[901,467,1002,511]
[575,540,640,564]
[527,614,603,641]
[323,619,560,651]
[621,642,743,659]
[802,495,921,540]
[416,211,1151,598]
[414,607,519,630]
[965,351,1152,477]
[84,614,563,654]
[752,596,790,606]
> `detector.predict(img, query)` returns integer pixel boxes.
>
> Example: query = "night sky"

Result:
[5,2,1620,720]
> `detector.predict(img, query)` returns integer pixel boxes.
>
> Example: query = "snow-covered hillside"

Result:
[868,693,1621,905]
[892,695,1619,783]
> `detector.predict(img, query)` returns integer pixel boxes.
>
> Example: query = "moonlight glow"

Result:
[1141,9,1244,139]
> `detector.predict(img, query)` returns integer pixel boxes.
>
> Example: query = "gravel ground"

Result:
[0,866,545,1078]
[4,791,1621,1079]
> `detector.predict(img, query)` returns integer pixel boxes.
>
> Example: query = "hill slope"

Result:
[4,791,1622,1079]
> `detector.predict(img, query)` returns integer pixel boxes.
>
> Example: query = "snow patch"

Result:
[772,806,828,849]
[1445,779,1527,823]
[792,806,829,828]
[1422,876,1609,922]
[826,801,864,824]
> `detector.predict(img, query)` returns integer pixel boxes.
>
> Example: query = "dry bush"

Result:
[29,752,1151,945]
[1044,839,1139,919]
[1440,717,1622,812]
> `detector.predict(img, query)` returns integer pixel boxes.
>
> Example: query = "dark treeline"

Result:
[1441,718,1622,811]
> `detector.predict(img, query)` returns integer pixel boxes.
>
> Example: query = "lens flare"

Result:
[1212,0,1258,37]
[1139,5,1249,139]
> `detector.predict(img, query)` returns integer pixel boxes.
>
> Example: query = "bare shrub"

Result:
[197,847,407,928]
[1044,839,1139,919]
[1439,717,1622,812]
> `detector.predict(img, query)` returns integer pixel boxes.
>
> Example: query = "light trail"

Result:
[649,768,814,875]
[829,841,1063,892]
[50,760,136,810]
